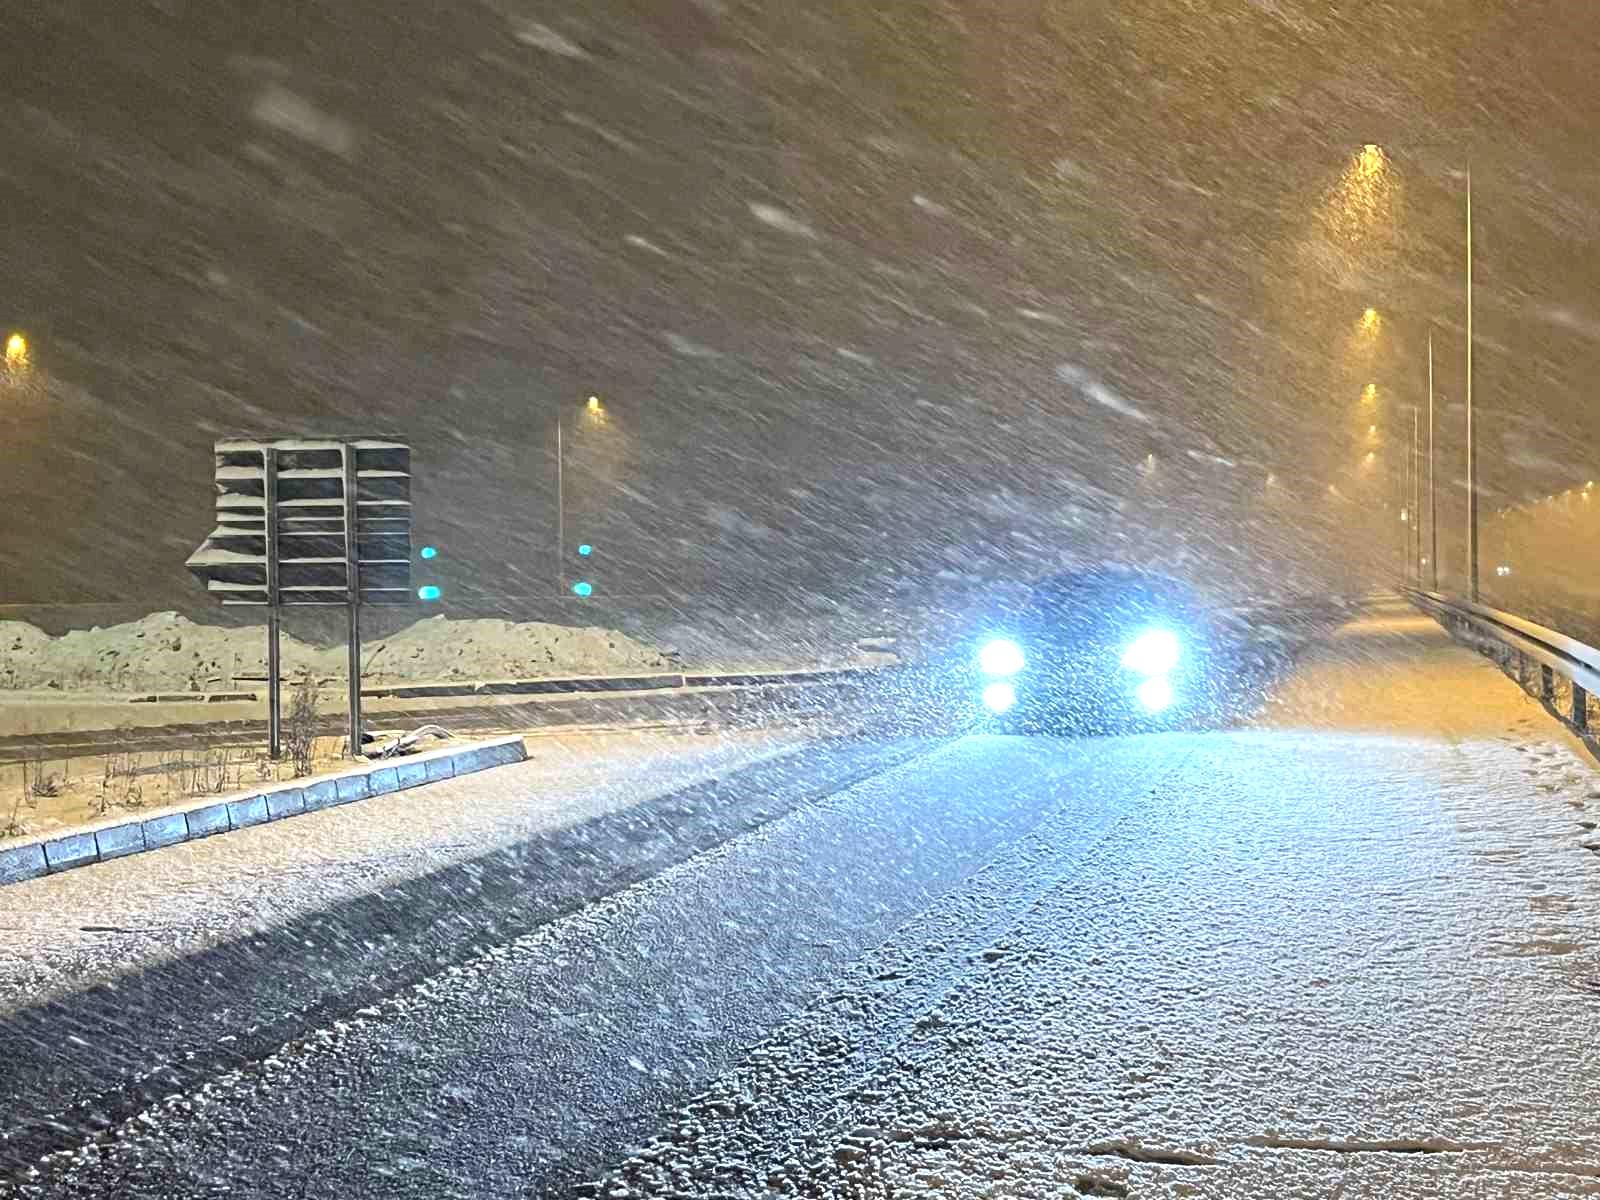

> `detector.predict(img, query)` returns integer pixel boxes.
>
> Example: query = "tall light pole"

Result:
[558,396,607,595]
[1412,404,1421,585]
[1427,330,1438,590]
[555,413,564,592]
[1465,167,1478,602]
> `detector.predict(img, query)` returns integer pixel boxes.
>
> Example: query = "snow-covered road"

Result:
[593,602,1600,1198]
[7,601,1600,1197]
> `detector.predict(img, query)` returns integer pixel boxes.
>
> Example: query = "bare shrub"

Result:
[286,671,319,778]
[160,750,187,802]
[196,746,235,795]
[24,751,61,799]
[94,738,146,815]
[3,769,28,839]
[97,758,115,816]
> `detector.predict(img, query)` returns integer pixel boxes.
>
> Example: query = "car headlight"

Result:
[981,681,1018,714]
[977,637,1026,677]
[1120,628,1181,677]
[1134,675,1174,713]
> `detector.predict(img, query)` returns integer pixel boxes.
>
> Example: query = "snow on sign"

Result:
[185,437,413,759]
[185,438,412,606]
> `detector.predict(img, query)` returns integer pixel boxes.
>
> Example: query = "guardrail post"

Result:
[1541,664,1555,704]
[1575,683,1589,732]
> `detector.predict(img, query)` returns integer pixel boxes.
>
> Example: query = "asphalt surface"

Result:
[6,601,1600,1196]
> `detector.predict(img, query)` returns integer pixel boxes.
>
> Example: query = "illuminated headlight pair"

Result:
[978,638,1024,713]
[1120,628,1181,714]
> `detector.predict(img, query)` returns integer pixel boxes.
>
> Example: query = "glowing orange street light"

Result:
[4,333,27,369]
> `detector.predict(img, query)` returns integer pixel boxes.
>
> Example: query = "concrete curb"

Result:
[0,736,527,888]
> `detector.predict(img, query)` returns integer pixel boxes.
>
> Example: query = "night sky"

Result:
[5,0,1600,629]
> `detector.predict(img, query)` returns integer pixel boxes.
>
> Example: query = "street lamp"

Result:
[558,395,610,593]
[1340,146,1474,600]
[4,333,27,369]
[1426,331,1437,590]
[1465,167,1478,602]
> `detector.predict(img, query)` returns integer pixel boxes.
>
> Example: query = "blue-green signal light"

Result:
[572,581,593,597]
[418,585,442,601]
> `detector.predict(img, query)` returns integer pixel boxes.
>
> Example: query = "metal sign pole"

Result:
[343,443,363,754]
[265,447,282,759]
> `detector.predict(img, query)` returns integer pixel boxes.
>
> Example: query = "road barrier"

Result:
[1407,588,1600,739]
[0,665,891,765]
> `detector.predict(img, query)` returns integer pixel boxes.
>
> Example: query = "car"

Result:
[962,566,1219,733]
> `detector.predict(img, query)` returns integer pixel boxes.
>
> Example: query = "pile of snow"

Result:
[0,612,675,693]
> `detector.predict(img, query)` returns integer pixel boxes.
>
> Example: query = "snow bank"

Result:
[0,612,674,693]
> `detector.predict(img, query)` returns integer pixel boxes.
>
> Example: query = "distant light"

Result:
[1121,629,1181,677]
[1134,675,1174,714]
[977,638,1025,677]
[1400,508,1409,523]
[1360,307,1381,333]
[586,395,602,412]
[419,546,438,560]
[572,581,593,597]
[418,585,442,601]
[981,681,1017,714]
[1421,556,1429,565]
[1496,565,1512,577]
[1368,424,1377,436]
[1361,383,1378,404]
[577,543,593,556]
[1357,145,1386,179]
[1265,472,1277,486]
[1364,451,1376,465]
[4,333,27,368]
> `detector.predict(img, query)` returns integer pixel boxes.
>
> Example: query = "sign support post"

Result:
[264,447,282,759]
[342,443,364,754]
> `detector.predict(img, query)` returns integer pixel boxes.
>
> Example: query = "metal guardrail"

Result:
[1405,587,1599,735]
[0,664,892,766]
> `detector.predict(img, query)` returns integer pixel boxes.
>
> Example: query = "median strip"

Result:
[0,735,527,887]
